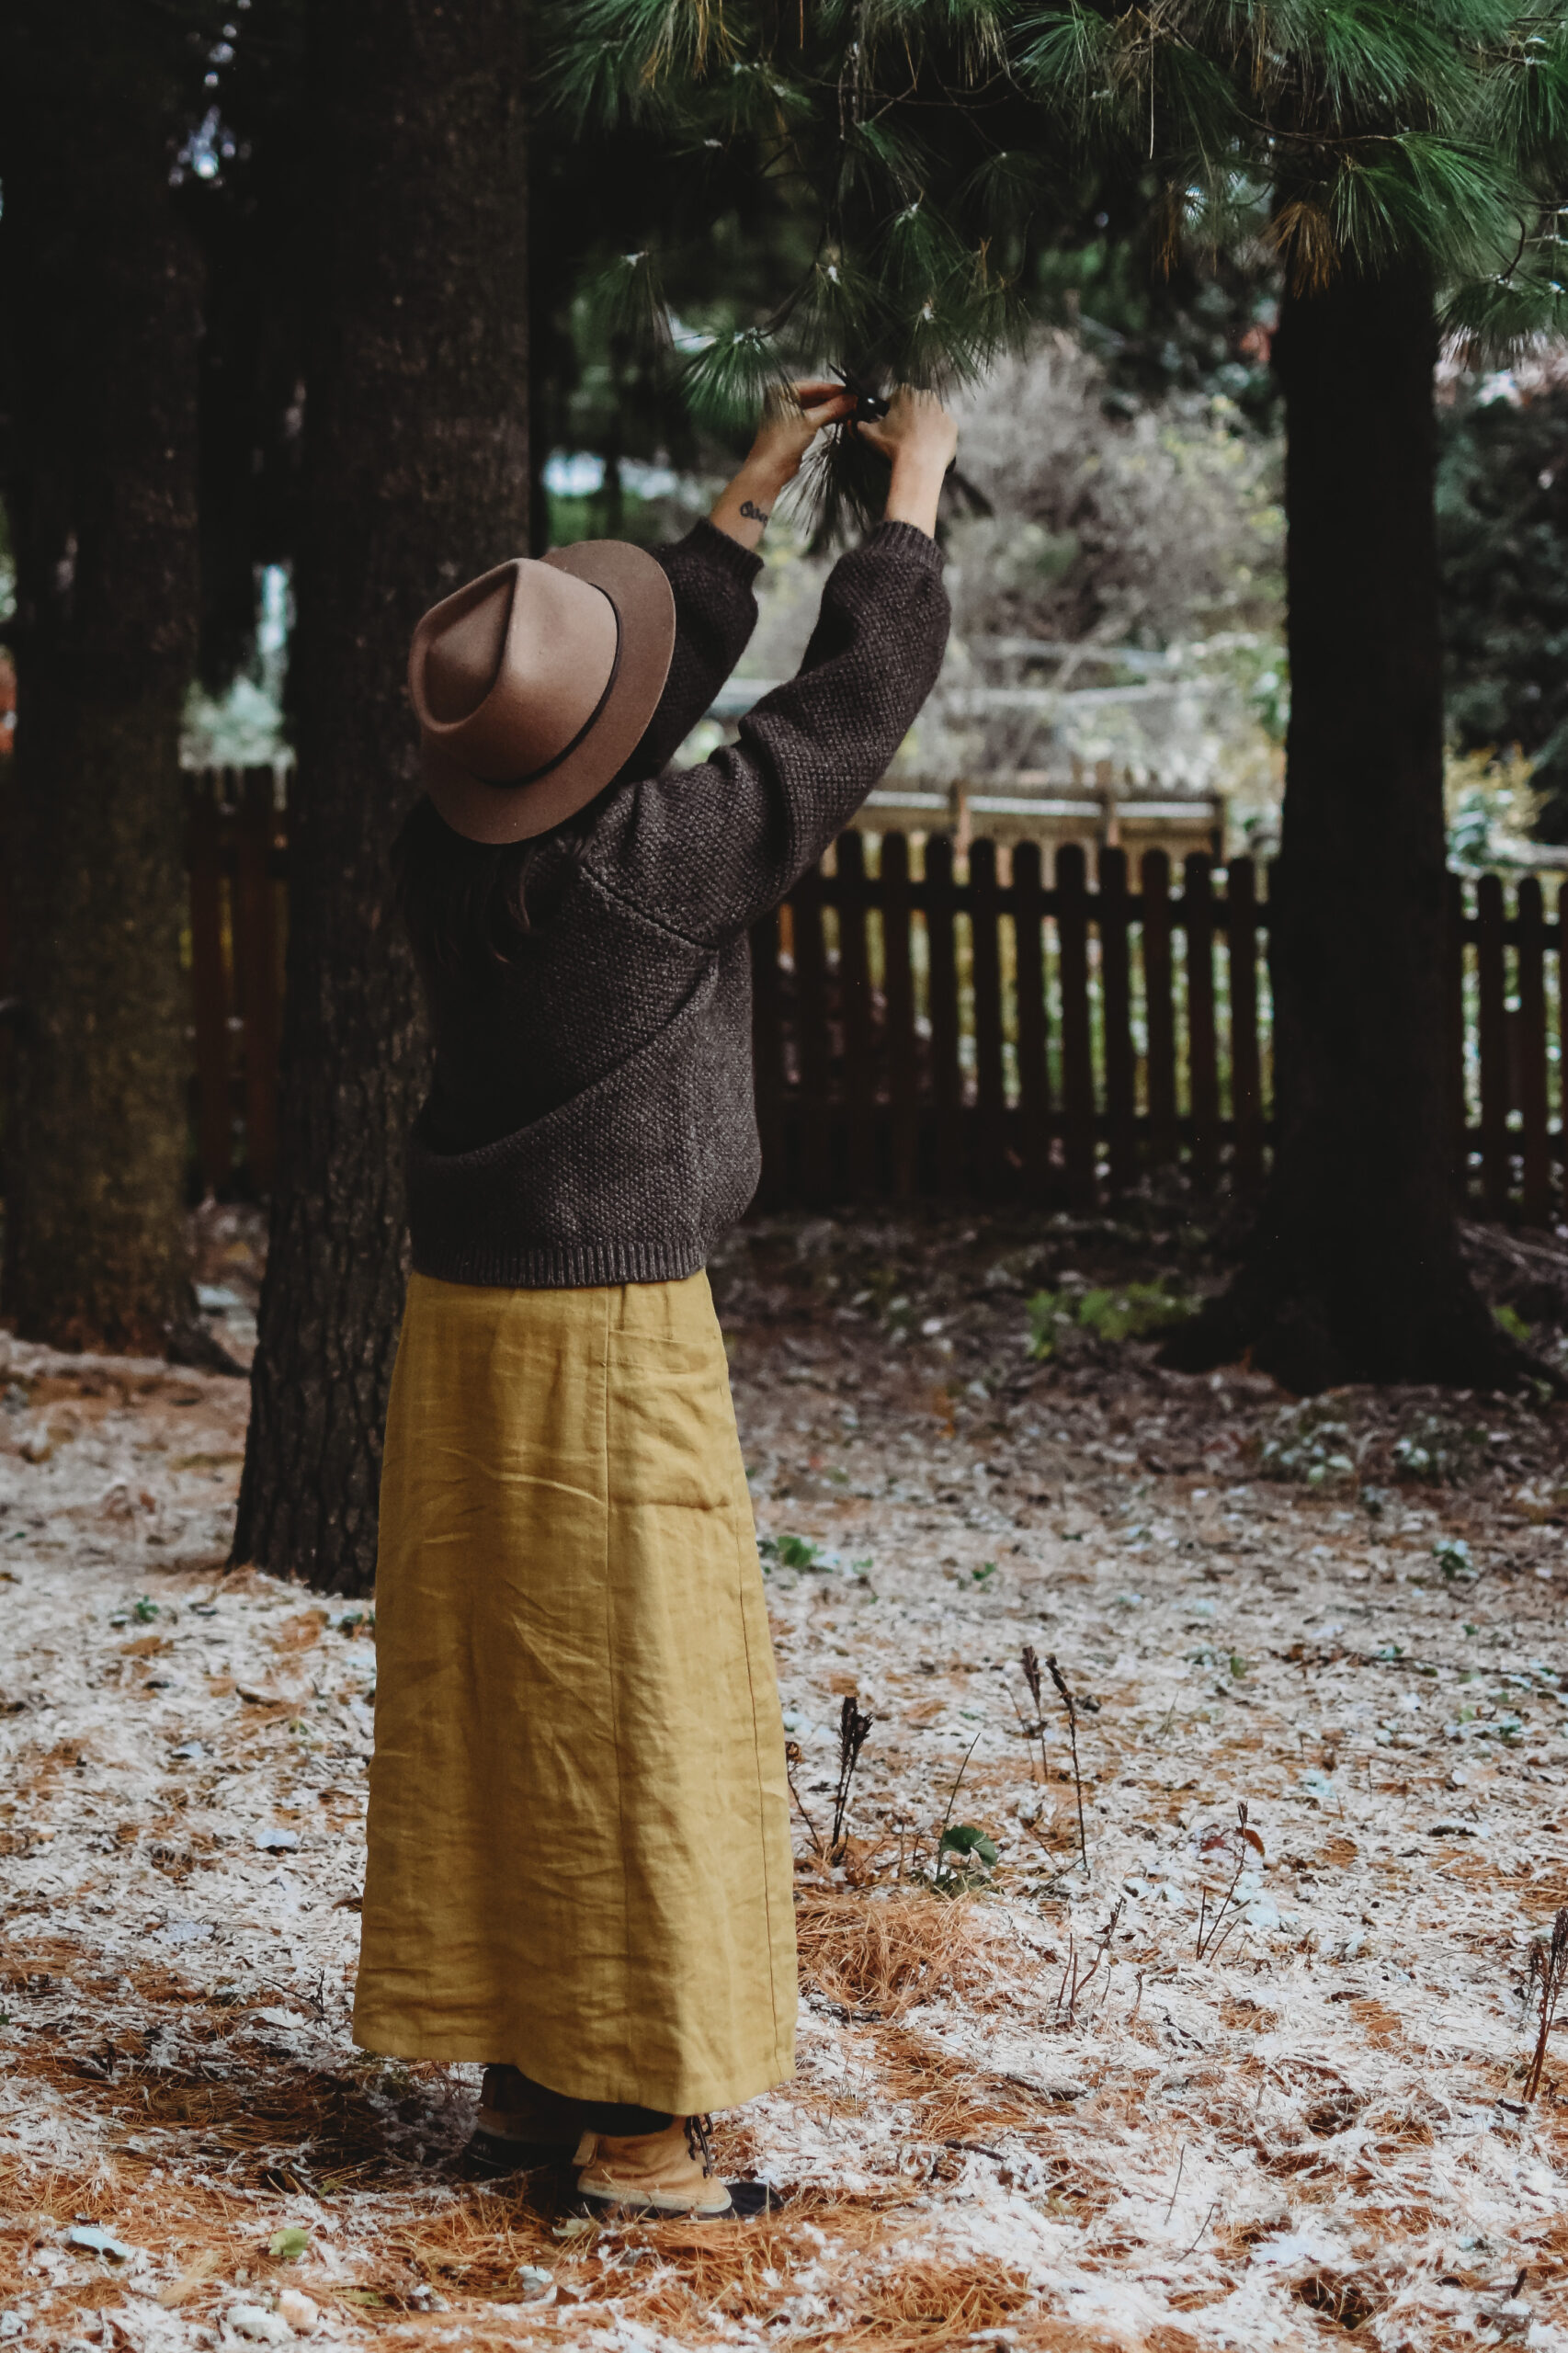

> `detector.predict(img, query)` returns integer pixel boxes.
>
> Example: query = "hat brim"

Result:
[421,540,676,846]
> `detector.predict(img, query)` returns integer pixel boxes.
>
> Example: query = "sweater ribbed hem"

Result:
[683,517,765,586]
[862,517,946,571]
[410,1233,712,1291]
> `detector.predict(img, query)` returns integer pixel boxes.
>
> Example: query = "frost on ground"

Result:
[3,1205,1568,2353]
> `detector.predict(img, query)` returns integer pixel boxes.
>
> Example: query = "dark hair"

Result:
[392,794,590,984]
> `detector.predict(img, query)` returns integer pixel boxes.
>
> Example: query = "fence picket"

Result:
[1185,851,1219,1192]
[1056,843,1096,1208]
[1012,840,1051,1198]
[1517,876,1551,1225]
[186,775,232,1191]
[1476,871,1509,1219]
[1099,847,1135,1197]
[233,768,280,1187]
[1446,870,1467,1201]
[169,773,1568,1223]
[1142,849,1178,1170]
[835,831,877,1200]
[1228,857,1264,1196]
[970,838,1006,1195]
[880,833,919,1197]
[925,836,965,1195]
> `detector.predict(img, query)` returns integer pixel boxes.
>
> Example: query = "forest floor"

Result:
[4,1201,1568,2352]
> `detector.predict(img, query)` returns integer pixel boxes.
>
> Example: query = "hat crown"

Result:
[410,560,619,787]
[423,583,512,724]
[408,538,676,847]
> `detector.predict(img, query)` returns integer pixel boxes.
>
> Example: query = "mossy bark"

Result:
[0,8,199,1353]
[232,0,529,1592]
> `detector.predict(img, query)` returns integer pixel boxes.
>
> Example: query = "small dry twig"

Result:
[1195,1802,1263,1962]
[1044,1651,1090,1878]
[785,1739,824,1859]
[932,1730,983,1890]
[1524,1905,1568,2101]
[830,1694,874,1865]
[1017,1645,1050,1790]
[1052,1897,1124,2026]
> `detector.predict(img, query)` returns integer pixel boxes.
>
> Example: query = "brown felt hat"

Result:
[407,540,676,844]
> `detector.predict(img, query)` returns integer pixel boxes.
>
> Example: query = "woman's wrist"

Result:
[882,450,948,539]
[710,456,794,551]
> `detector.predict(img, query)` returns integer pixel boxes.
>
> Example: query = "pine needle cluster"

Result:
[548,3,1568,523]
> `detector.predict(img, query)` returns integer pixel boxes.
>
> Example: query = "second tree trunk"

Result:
[1170,261,1506,1391]
[233,0,530,1592]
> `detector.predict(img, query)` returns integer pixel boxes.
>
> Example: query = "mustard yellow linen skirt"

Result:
[352,1268,797,2115]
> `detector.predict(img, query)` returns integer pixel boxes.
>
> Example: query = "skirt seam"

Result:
[601,1284,634,2072]
[730,1415,789,2080]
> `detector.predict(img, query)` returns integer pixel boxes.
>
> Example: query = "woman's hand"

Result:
[709,380,857,551]
[856,387,957,540]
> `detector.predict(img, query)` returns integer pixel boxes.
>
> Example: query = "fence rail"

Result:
[179,768,1568,1222]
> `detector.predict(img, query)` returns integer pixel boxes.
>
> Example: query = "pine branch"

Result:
[546,0,1568,513]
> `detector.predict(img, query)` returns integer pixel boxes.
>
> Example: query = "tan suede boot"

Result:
[575,2116,735,2218]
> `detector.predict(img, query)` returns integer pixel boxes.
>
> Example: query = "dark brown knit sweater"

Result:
[407,516,949,1288]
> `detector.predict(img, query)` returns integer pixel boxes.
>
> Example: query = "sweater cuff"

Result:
[861,518,946,572]
[673,517,765,587]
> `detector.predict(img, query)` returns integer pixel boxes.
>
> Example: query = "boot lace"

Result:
[684,2113,715,2177]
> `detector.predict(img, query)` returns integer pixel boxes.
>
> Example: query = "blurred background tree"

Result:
[0,1,220,1353]
[1438,360,1568,834]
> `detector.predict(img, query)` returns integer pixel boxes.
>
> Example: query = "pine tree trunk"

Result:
[1168,261,1506,1391]
[0,13,199,1354]
[233,0,529,1593]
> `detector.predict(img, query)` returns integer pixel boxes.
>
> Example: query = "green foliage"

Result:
[549,0,1568,532]
[1444,747,1542,870]
[1027,1279,1196,1359]
[1391,1411,1486,1483]
[760,1532,821,1570]
[1439,379,1568,831]
[938,1822,998,1869]
[1494,1301,1533,1344]
[1258,1401,1358,1486]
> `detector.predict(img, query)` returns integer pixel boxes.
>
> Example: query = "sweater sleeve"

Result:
[586,520,949,944]
[618,519,764,782]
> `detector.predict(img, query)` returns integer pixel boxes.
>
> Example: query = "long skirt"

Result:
[352,1268,797,2115]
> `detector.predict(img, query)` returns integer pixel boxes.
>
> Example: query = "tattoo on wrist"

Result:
[739,498,769,524]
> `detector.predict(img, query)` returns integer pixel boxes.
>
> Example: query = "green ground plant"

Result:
[1028,1279,1196,1361]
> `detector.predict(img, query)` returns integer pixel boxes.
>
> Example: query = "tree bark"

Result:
[233,0,529,1592]
[0,9,200,1353]
[1166,261,1507,1391]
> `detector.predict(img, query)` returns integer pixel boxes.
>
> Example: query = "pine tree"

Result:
[0,4,218,1352]
[558,1,1568,1391]
[230,0,530,1594]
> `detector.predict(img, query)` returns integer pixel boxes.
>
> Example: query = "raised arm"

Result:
[587,391,957,943]
[620,380,858,780]
[624,522,766,781]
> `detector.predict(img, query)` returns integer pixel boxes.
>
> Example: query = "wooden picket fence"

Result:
[187,770,289,1192]
[182,767,1568,1222]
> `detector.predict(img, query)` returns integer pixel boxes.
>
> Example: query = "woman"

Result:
[354,381,957,2218]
